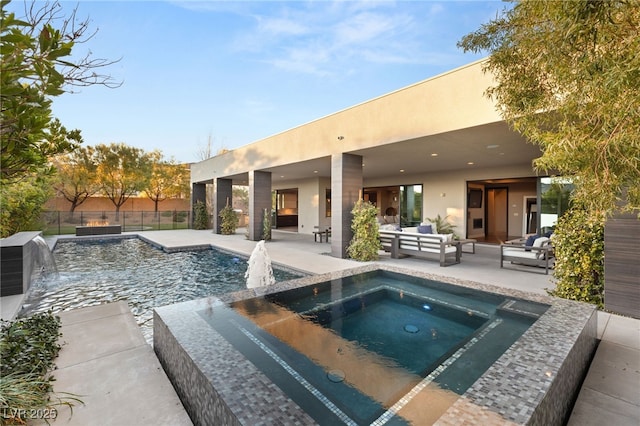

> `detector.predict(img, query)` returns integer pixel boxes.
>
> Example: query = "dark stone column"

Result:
[213,178,233,234]
[331,154,363,258]
[191,183,207,228]
[248,171,272,241]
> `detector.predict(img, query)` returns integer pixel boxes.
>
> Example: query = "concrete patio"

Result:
[5,229,639,425]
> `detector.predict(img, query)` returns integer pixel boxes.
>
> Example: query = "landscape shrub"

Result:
[347,199,381,261]
[548,207,605,308]
[0,312,79,424]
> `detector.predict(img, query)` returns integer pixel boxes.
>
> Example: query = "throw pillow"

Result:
[417,225,432,234]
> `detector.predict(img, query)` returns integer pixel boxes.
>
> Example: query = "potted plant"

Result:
[219,199,238,235]
[426,214,458,238]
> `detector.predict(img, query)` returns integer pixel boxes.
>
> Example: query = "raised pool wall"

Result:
[154,264,597,425]
[0,231,44,297]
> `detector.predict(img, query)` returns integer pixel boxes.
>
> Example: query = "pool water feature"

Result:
[154,265,597,425]
[19,237,303,342]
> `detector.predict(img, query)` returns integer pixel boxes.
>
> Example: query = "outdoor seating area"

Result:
[312,226,331,243]
[500,235,555,274]
[379,229,461,266]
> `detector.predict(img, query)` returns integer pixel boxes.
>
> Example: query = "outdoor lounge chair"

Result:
[500,236,554,274]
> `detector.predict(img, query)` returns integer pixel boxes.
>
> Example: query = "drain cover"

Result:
[404,324,419,333]
[327,369,345,383]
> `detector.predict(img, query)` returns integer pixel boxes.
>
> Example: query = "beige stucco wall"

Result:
[191,59,498,184]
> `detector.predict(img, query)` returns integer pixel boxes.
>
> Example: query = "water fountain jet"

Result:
[245,240,275,289]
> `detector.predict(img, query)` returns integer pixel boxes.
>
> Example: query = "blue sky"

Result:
[10,0,505,163]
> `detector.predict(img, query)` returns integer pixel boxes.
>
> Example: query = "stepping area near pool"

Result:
[3,229,638,425]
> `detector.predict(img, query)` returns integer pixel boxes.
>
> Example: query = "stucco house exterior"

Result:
[190,59,549,259]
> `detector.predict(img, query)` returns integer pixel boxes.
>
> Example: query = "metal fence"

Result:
[41,210,191,235]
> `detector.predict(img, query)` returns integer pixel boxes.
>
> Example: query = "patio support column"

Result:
[248,171,272,241]
[331,153,363,258]
[191,183,207,229]
[213,178,232,234]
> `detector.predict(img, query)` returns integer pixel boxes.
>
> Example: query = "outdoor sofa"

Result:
[379,226,461,267]
[500,235,554,274]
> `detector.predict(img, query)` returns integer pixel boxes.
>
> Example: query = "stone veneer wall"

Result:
[153,298,315,426]
[153,310,241,426]
[528,309,597,424]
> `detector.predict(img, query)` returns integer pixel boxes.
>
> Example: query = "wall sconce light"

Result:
[440,192,446,197]
[337,136,344,140]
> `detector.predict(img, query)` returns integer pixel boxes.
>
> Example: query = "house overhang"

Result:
[191,59,542,186]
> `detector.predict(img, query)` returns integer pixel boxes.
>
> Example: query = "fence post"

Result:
[141,211,144,231]
[58,211,61,235]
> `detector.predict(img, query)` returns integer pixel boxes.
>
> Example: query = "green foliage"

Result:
[459,0,640,215]
[93,143,152,218]
[1,1,116,184]
[425,214,457,237]
[347,199,381,261]
[0,312,81,424]
[51,145,99,212]
[1,312,62,378]
[262,208,272,241]
[0,172,53,237]
[142,151,191,212]
[193,200,209,230]
[219,202,239,235]
[548,207,605,308]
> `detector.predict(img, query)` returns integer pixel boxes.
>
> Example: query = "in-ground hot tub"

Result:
[154,264,597,425]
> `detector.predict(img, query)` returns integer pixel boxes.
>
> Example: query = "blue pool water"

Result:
[20,237,303,342]
[198,270,548,425]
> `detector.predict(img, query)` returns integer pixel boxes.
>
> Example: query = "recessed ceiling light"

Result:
[486,144,500,149]
[430,153,438,157]
[400,169,405,173]
[313,170,318,173]
[280,175,284,178]
[467,162,474,165]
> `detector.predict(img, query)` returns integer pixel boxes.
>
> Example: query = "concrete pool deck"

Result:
[4,229,639,425]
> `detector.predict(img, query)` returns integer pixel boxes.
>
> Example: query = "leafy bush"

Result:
[193,200,209,230]
[548,207,605,308]
[0,173,53,238]
[0,312,79,424]
[347,200,381,261]
[219,203,239,235]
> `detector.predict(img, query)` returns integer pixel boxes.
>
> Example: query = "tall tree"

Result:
[94,143,151,221]
[458,0,640,215]
[1,0,118,183]
[143,151,190,214]
[51,145,99,213]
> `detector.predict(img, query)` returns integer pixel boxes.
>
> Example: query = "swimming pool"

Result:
[155,264,597,425]
[19,237,303,342]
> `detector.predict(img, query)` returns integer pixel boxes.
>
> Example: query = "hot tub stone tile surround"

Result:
[154,264,597,426]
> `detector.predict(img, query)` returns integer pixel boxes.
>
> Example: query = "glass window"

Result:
[399,184,423,227]
[539,177,573,234]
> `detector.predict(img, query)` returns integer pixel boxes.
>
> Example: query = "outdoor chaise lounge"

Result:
[379,229,461,266]
[500,236,554,274]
